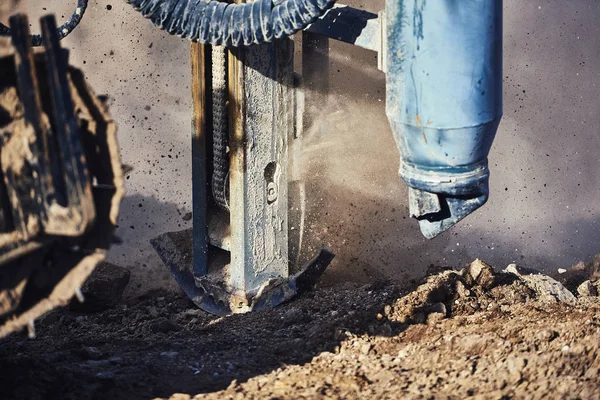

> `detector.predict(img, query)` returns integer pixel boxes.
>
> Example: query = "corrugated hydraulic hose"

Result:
[0,0,88,46]
[127,0,337,47]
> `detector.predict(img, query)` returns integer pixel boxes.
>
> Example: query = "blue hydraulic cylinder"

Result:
[385,0,503,239]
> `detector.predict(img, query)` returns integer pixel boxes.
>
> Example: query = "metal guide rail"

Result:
[151,39,335,315]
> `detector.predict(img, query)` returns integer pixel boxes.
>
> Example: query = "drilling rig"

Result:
[0,0,502,333]
[137,0,504,315]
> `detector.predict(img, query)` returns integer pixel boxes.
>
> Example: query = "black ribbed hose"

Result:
[127,0,337,47]
[0,0,88,46]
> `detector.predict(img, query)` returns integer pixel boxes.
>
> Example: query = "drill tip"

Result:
[409,188,488,239]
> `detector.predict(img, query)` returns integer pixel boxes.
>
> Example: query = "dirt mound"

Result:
[198,261,599,399]
[0,259,599,399]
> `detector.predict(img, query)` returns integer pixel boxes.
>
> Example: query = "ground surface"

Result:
[0,259,599,400]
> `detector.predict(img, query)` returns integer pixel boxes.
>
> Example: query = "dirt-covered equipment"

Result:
[0,0,504,326]
[0,14,123,338]
[141,1,504,315]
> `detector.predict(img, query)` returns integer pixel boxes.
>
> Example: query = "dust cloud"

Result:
[2,1,599,293]
[298,0,600,283]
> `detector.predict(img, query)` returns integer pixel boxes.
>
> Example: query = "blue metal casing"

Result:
[386,0,503,238]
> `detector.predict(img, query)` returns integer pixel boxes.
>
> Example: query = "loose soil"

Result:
[1,260,599,400]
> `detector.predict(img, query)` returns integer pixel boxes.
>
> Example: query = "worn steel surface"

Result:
[228,39,293,292]
[385,0,503,239]
[151,228,334,315]
[191,43,209,277]
[305,5,381,53]
[151,34,337,315]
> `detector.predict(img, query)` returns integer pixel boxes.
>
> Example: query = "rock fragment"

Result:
[505,264,576,305]
[150,318,180,334]
[70,262,131,312]
[537,329,558,343]
[464,259,495,288]
[427,302,447,316]
[386,271,461,324]
[577,280,598,298]
[169,395,191,400]
[360,343,373,355]
[425,302,447,324]
[506,355,527,383]
[281,308,305,326]
[555,255,600,292]
[554,261,588,292]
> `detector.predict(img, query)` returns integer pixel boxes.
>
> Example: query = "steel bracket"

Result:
[152,39,335,316]
[304,4,385,70]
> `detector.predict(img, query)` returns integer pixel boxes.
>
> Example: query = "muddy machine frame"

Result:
[148,1,504,315]
[0,11,124,337]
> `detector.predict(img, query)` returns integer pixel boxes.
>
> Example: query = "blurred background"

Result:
[2,0,599,295]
